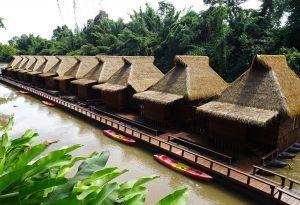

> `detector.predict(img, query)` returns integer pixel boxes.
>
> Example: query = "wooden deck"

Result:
[1,76,300,205]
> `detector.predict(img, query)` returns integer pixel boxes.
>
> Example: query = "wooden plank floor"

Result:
[1,76,299,205]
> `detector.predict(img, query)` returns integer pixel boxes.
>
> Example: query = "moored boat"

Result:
[293,142,300,148]
[41,100,55,107]
[103,130,136,145]
[287,147,300,153]
[154,154,213,182]
[278,152,296,159]
[265,159,287,168]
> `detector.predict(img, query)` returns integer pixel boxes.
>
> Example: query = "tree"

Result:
[0,44,17,62]
[0,17,4,28]
[286,0,300,50]
[1,1,299,79]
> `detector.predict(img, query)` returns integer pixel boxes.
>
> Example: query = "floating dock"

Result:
[0,76,299,205]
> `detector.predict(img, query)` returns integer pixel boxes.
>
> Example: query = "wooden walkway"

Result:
[1,76,300,205]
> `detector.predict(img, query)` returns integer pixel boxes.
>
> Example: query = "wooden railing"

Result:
[167,135,233,164]
[90,106,160,136]
[277,187,300,201]
[253,165,300,202]
[253,166,286,186]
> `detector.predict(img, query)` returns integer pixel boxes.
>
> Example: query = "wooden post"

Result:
[253,167,257,175]
[289,181,294,190]
[195,155,198,163]
[210,161,213,169]
[270,185,275,196]
[247,176,251,185]
[280,177,286,187]
[227,168,231,177]
[278,190,282,200]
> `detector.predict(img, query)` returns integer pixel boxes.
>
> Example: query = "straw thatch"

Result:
[38,56,64,78]
[72,55,123,86]
[198,101,279,126]
[32,56,47,71]
[13,56,29,71]
[134,55,227,105]
[197,55,300,126]
[27,56,47,75]
[52,56,80,81]
[93,56,163,92]
[18,56,38,73]
[5,56,23,70]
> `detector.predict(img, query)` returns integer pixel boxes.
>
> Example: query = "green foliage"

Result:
[0,17,4,28]
[1,1,299,80]
[0,44,17,62]
[280,47,300,75]
[157,188,188,205]
[0,117,189,205]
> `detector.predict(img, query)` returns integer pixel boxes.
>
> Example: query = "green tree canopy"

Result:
[0,1,299,80]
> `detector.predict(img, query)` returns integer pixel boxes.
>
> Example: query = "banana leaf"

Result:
[92,183,119,205]
[0,192,20,205]
[47,150,110,204]
[157,188,188,205]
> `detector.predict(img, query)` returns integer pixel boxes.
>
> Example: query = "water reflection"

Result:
[0,83,259,205]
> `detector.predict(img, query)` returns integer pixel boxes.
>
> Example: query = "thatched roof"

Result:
[23,56,37,70]
[14,56,29,71]
[26,56,47,75]
[197,55,300,126]
[55,56,81,77]
[134,55,227,105]
[31,56,47,72]
[72,55,123,86]
[134,90,183,105]
[93,56,163,92]
[39,56,61,77]
[198,101,279,127]
[40,56,80,79]
[18,56,38,73]
[6,56,23,70]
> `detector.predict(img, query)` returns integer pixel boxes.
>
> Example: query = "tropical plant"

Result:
[0,116,188,205]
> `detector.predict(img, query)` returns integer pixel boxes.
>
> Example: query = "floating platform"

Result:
[0,76,299,205]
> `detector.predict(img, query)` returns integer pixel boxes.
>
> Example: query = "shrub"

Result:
[0,116,188,205]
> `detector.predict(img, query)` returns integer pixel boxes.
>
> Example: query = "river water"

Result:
[1,81,287,205]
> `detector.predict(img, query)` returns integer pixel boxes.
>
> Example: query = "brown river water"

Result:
[1,81,297,204]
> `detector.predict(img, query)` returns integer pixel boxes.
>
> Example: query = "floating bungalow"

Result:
[51,56,81,94]
[2,56,23,76]
[22,56,47,83]
[32,56,61,87]
[197,55,300,157]
[133,56,227,127]
[10,56,29,79]
[17,56,37,81]
[92,56,163,111]
[26,56,48,84]
[38,56,79,90]
[71,56,123,100]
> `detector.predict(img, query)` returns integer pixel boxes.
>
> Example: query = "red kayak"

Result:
[42,100,55,107]
[103,130,136,145]
[19,90,30,95]
[154,154,213,182]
